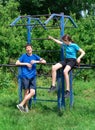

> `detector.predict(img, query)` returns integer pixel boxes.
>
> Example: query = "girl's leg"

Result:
[52,63,62,86]
[63,65,71,97]
[48,63,62,92]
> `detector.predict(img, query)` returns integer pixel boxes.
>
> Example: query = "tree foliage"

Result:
[0,0,95,66]
[0,0,26,63]
[16,0,95,19]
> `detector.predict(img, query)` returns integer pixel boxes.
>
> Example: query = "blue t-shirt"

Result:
[62,42,80,59]
[18,54,40,79]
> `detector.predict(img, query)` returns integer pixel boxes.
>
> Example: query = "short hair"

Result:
[25,44,32,48]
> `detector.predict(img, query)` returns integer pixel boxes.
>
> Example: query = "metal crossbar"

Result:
[0,64,95,68]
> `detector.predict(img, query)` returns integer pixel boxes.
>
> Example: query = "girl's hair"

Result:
[62,34,74,42]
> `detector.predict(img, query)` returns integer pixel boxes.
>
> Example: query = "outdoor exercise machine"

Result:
[10,13,78,109]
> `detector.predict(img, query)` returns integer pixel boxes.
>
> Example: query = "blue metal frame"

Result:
[10,13,77,109]
[27,17,31,44]
[69,70,74,107]
[60,13,65,108]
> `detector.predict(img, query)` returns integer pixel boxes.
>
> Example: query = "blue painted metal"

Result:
[18,67,22,103]
[69,70,74,107]
[57,69,62,109]
[44,13,55,24]
[10,13,77,109]
[65,16,78,28]
[60,13,64,37]
[10,16,21,26]
[59,13,65,108]
[37,19,46,29]
[27,17,31,44]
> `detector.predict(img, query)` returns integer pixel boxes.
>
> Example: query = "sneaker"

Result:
[17,104,25,112]
[64,90,70,98]
[48,86,57,92]
[24,106,29,113]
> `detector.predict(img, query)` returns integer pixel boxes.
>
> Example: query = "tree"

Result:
[17,0,95,19]
[0,0,26,64]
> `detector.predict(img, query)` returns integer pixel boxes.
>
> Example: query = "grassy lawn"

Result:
[0,79,95,130]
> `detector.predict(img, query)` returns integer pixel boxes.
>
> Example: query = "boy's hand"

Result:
[26,63,32,68]
[30,60,36,64]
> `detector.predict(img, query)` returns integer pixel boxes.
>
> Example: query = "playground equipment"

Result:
[10,13,78,109]
[0,63,95,110]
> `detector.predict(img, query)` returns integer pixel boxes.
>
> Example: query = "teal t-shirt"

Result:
[62,42,80,59]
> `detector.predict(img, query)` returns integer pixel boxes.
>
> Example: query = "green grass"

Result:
[0,79,95,130]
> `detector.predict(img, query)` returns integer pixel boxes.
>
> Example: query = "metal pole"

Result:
[69,70,74,107]
[59,13,65,108]
[27,17,31,44]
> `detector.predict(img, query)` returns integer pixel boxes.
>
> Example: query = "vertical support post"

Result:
[59,13,65,108]
[57,69,61,109]
[27,16,33,108]
[69,70,74,107]
[27,17,31,44]
[18,67,22,103]
[60,48,65,108]
[60,13,64,37]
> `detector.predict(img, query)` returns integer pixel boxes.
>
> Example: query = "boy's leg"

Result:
[17,78,34,112]
[17,89,29,112]
[20,89,35,106]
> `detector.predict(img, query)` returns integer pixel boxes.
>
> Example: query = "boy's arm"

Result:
[16,60,32,68]
[30,58,46,64]
[39,58,46,64]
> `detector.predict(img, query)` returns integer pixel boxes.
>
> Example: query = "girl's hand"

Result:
[76,58,81,67]
[48,36,52,39]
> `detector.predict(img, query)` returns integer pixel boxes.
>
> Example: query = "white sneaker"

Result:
[17,104,25,112]
[24,106,29,113]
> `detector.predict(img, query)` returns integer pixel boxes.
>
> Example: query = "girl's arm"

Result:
[77,48,85,64]
[48,36,63,45]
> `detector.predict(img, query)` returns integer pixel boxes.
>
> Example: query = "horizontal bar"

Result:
[28,14,51,17]
[37,86,49,89]
[0,63,56,67]
[33,50,60,52]
[0,64,17,67]
[32,38,50,40]
[31,38,60,41]
[0,64,95,68]
[34,98,57,102]
[10,24,76,29]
